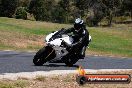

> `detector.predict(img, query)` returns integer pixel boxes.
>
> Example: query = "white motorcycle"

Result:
[33,29,91,66]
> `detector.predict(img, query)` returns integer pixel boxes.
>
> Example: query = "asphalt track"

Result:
[0,51,132,74]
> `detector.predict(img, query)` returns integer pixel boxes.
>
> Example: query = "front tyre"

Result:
[33,46,55,66]
[33,47,46,66]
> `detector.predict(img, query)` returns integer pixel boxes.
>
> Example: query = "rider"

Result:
[63,18,90,59]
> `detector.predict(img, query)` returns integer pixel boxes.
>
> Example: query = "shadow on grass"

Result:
[115,21,132,24]
[99,21,132,27]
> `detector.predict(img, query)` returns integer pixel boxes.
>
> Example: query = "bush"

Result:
[15,7,27,20]
[28,0,56,21]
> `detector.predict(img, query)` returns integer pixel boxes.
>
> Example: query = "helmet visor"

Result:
[74,23,81,30]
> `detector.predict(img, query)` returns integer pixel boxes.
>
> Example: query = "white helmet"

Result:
[74,18,84,30]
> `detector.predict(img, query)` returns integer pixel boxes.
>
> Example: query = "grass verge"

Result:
[0,17,132,57]
[0,70,132,88]
[0,79,28,88]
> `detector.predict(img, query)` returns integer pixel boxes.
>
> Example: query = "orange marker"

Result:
[78,66,86,76]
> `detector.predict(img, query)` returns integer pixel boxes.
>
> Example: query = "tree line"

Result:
[0,0,132,26]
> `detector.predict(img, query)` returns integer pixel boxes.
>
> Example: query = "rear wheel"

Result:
[64,55,79,67]
[33,46,56,66]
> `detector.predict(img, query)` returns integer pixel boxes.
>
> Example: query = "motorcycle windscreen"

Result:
[49,36,73,46]
[45,31,58,42]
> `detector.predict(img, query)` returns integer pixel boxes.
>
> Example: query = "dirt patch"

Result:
[20,70,132,88]
[0,30,45,49]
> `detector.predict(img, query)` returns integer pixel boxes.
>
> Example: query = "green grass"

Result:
[0,17,132,57]
[0,80,28,88]
[0,21,53,35]
[89,28,132,57]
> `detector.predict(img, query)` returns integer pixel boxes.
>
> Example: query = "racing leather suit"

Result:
[63,27,89,58]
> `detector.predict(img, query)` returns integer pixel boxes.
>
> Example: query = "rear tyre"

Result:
[33,46,56,66]
[64,55,79,67]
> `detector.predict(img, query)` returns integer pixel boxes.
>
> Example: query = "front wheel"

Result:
[33,46,56,66]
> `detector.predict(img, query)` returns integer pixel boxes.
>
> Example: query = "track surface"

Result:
[0,51,132,74]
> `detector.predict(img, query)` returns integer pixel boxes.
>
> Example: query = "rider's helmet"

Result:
[74,18,84,32]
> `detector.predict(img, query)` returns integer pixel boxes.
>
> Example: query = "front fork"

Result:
[81,46,86,57]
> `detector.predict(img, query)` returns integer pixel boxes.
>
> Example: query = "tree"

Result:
[75,0,105,26]
[0,0,19,17]
[52,0,77,23]
[51,5,66,23]
[19,0,31,7]
[76,0,86,17]
[101,0,122,26]
[28,0,56,21]
[58,0,70,23]
[122,0,132,20]
[15,7,27,20]
[0,0,2,14]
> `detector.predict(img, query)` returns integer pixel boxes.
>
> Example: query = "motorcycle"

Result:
[33,28,91,66]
